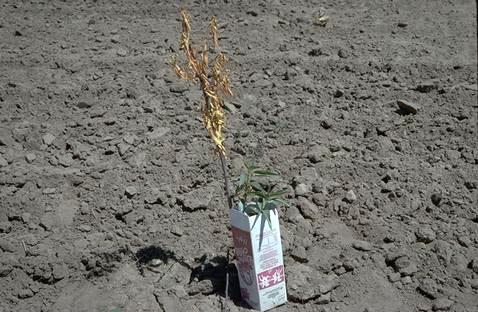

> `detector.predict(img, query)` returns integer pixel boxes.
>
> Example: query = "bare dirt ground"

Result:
[0,0,477,311]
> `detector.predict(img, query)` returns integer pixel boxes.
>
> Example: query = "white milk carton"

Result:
[230,207,287,311]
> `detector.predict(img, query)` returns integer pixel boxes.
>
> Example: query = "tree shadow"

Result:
[133,245,245,305]
[135,245,176,265]
[134,244,181,276]
[189,253,244,303]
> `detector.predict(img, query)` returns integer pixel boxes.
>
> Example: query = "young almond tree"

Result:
[171,9,234,308]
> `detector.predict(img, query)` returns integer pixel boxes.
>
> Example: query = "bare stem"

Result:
[219,153,232,310]
[219,153,233,210]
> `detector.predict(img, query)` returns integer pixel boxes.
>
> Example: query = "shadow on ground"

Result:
[190,253,242,301]
[134,245,244,304]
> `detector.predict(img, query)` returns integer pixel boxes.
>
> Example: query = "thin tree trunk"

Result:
[219,153,232,311]
[220,153,233,209]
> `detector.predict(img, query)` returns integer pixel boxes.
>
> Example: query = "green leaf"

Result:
[253,169,278,176]
[251,214,260,229]
[244,202,259,215]
[238,172,247,186]
[270,198,290,207]
[245,163,258,171]
[237,201,244,212]
[267,189,289,199]
[264,209,272,230]
[250,181,266,193]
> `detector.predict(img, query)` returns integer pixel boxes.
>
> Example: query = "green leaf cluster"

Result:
[233,164,289,229]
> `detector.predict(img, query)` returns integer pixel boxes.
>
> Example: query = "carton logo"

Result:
[257,265,284,290]
[232,226,254,286]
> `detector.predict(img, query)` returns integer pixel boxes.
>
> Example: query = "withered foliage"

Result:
[172,9,232,155]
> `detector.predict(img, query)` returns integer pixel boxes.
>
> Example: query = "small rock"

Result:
[471,259,478,274]
[334,89,344,98]
[416,81,438,93]
[154,291,184,311]
[188,279,214,295]
[295,183,311,196]
[334,266,347,275]
[42,188,56,195]
[0,261,13,277]
[316,292,331,304]
[111,35,120,43]
[397,99,419,115]
[434,240,452,265]
[451,253,468,271]
[400,262,418,276]
[392,256,411,271]
[352,240,372,251]
[388,272,401,283]
[125,186,137,198]
[415,227,436,243]
[17,288,34,299]
[431,193,442,206]
[417,303,433,311]
[306,145,329,163]
[123,134,136,145]
[464,180,477,190]
[445,149,460,161]
[344,190,357,203]
[52,264,68,280]
[104,118,117,125]
[116,48,128,56]
[76,101,92,109]
[397,22,408,28]
[0,239,16,253]
[40,214,55,231]
[147,127,170,140]
[401,276,412,284]
[57,154,73,167]
[432,297,454,311]
[180,186,215,211]
[0,221,12,233]
[169,83,189,94]
[297,197,319,220]
[117,142,130,156]
[343,259,358,272]
[338,49,349,59]
[223,101,237,114]
[457,235,471,247]
[25,153,36,163]
[285,205,302,223]
[150,259,162,267]
[308,48,323,57]
[0,156,8,167]
[287,263,322,301]
[78,225,91,232]
[291,245,308,262]
[318,278,339,294]
[376,126,388,136]
[470,279,478,290]
[21,212,32,223]
[171,225,184,237]
[417,278,439,299]
[320,119,333,129]
[42,133,56,145]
